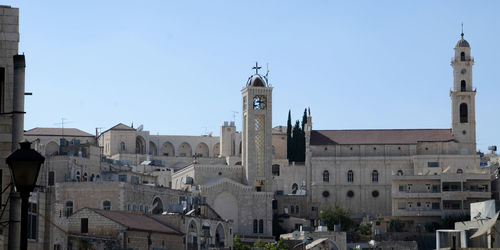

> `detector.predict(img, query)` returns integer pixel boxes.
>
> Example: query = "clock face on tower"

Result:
[461,68,467,75]
[253,95,267,110]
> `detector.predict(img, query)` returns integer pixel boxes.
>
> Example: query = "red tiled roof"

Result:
[91,209,182,235]
[310,129,454,145]
[25,127,94,137]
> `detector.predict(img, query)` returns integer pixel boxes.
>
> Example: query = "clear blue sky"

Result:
[5,1,500,152]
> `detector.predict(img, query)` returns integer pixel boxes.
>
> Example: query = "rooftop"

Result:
[25,127,94,137]
[310,129,454,145]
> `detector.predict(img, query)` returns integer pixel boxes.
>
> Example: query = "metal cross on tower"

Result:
[252,62,261,75]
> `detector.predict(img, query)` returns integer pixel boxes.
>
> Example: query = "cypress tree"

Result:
[287,110,292,161]
[301,108,307,131]
[292,120,301,162]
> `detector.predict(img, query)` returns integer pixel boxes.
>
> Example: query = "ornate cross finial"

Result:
[461,22,464,39]
[252,62,261,75]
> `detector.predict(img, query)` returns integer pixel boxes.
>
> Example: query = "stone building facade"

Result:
[0,5,30,250]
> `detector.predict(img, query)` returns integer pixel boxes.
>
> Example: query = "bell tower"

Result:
[241,63,273,191]
[450,29,476,155]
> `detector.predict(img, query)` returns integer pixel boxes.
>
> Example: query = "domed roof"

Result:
[456,38,470,48]
[247,75,267,87]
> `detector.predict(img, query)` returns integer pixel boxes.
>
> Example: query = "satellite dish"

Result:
[470,212,499,239]
[292,230,300,240]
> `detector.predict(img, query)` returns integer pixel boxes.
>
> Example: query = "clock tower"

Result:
[450,31,476,155]
[241,63,273,191]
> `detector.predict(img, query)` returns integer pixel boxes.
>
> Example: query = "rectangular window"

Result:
[28,203,37,240]
[48,171,55,186]
[81,218,88,233]
[432,202,440,209]
[398,202,406,209]
[118,175,127,182]
[432,185,440,193]
[399,185,406,192]
[428,162,439,168]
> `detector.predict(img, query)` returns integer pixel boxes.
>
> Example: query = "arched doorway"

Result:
[215,223,225,247]
[149,141,158,156]
[161,141,175,156]
[178,142,192,157]
[187,220,198,250]
[195,142,209,157]
[136,136,146,154]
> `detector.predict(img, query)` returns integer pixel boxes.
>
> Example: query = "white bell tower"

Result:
[450,29,476,155]
[241,63,273,191]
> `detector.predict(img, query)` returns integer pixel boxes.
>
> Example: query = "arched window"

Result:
[323,170,329,182]
[397,170,404,176]
[372,170,379,182]
[103,201,111,210]
[347,170,354,182]
[83,173,88,182]
[460,103,468,123]
[258,219,264,234]
[253,219,258,233]
[65,201,73,217]
[457,169,463,174]
[461,80,466,92]
[90,174,95,182]
[292,183,298,194]
[120,142,126,151]
[461,52,465,61]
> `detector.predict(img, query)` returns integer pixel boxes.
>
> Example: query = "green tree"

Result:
[292,120,305,162]
[254,240,266,248]
[287,110,292,161]
[301,108,307,131]
[319,204,355,231]
[388,218,405,232]
[234,235,250,250]
[264,239,289,250]
[357,221,372,235]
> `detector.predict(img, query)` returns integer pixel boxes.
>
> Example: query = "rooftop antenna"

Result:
[54,118,72,138]
[231,111,239,122]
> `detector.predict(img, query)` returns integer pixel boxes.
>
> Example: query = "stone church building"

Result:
[13,29,493,248]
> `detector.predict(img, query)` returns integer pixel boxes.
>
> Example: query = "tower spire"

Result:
[461,22,464,39]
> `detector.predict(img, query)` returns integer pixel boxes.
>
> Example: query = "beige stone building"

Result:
[297,33,491,230]
[0,5,31,250]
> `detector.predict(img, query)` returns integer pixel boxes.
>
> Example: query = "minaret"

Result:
[241,63,273,191]
[450,28,476,155]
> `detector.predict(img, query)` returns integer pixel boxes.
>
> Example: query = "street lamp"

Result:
[6,141,45,250]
